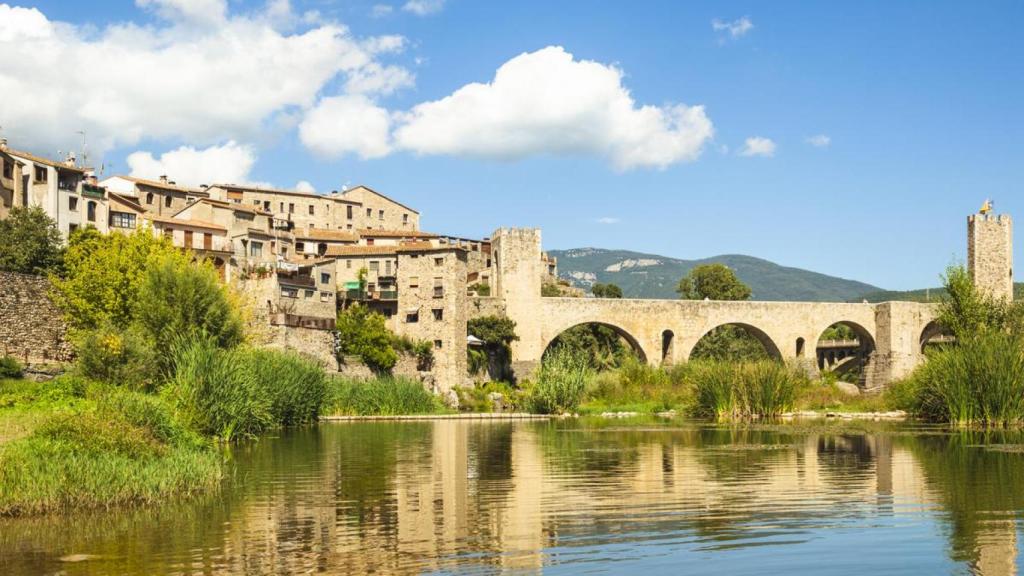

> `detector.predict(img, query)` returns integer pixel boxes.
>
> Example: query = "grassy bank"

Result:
[324,376,448,416]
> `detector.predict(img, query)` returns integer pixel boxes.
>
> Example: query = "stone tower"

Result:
[967,213,1014,301]
[490,228,543,373]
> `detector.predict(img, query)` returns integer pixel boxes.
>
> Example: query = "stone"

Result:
[835,381,861,396]
[486,391,507,412]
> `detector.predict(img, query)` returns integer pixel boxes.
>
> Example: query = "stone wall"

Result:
[0,272,73,363]
[968,213,1014,302]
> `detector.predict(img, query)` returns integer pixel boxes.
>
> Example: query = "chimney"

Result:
[159,174,168,184]
[0,138,7,149]
[200,184,208,189]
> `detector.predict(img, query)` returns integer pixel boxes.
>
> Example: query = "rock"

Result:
[486,391,508,413]
[444,389,460,410]
[835,381,861,396]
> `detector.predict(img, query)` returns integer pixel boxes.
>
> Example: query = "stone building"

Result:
[0,145,25,220]
[101,175,209,217]
[968,213,1014,302]
[5,145,92,238]
[331,185,420,231]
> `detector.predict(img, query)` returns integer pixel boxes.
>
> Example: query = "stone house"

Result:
[356,228,438,246]
[205,184,354,233]
[293,227,359,260]
[174,198,292,269]
[331,185,420,231]
[5,146,90,239]
[106,192,147,234]
[143,213,233,279]
[269,259,337,330]
[0,145,25,220]
[326,244,405,322]
[101,175,209,217]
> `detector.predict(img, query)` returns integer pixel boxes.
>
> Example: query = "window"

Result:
[184,230,193,248]
[366,207,372,218]
[409,276,419,288]
[34,166,47,182]
[110,212,136,229]
[347,205,353,219]
[434,257,444,266]
[320,272,331,284]
[308,205,315,215]
[406,311,419,323]
[433,278,444,298]
[369,261,379,272]
[1,159,9,179]
[304,289,315,298]
[378,209,384,221]
[403,213,408,225]
[296,241,305,252]
[289,203,294,213]
[433,340,443,349]
[320,291,331,302]
[432,309,443,321]
[385,260,392,275]
[367,282,376,293]
[68,196,78,211]
[264,201,270,211]
[204,233,212,250]
[164,228,173,239]
[86,201,97,222]
[346,259,352,269]
[280,202,284,212]
[69,223,78,234]
[281,287,298,298]
[309,223,315,229]
[144,192,153,204]
[366,238,374,246]
[253,199,260,205]
[346,224,352,230]
[164,195,172,208]
[250,241,263,258]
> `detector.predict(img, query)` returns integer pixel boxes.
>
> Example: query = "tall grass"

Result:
[325,376,444,416]
[911,331,1024,427]
[240,348,327,426]
[528,346,591,414]
[583,357,693,413]
[691,360,803,420]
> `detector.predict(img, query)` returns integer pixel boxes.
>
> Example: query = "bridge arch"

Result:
[543,321,649,365]
[814,320,876,374]
[920,320,953,352]
[687,322,783,361]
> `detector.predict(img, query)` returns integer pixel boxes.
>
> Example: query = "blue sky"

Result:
[3,1,1023,290]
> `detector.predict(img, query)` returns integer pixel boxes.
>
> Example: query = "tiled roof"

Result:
[324,245,402,257]
[5,148,86,173]
[108,175,207,195]
[193,198,273,217]
[294,228,360,242]
[107,192,145,213]
[396,241,462,254]
[357,228,437,239]
[143,214,227,232]
[210,183,360,204]
[335,185,419,214]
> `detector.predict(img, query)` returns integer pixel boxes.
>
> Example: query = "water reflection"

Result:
[1,421,1023,575]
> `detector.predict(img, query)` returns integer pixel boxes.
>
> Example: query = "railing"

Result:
[269,312,335,330]
[378,290,398,300]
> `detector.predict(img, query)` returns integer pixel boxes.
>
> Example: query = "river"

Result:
[2,419,1023,575]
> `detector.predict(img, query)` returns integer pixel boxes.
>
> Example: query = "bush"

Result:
[455,381,523,412]
[692,360,803,420]
[528,346,591,414]
[911,331,1024,427]
[242,348,327,426]
[582,357,693,413]
[72,325,158,390]
[0,356,23,379]
[692,361,738,419]
[325,376,444,416]
[161,337,272,441]
[335,305,398,372]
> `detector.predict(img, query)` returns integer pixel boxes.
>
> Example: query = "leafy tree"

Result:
[52,229,189,330]
[592,283,623,298]
[541,283,563,297]
[335,304,398,372]
[0,205,64,274]
[937,264,1024,340]
[468,316,518,379]
[676,264,752,301]
[690,327,772,362]
[547,324,635,371]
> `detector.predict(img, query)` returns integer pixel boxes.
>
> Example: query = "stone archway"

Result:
[919,320,953,353]
[543,321,649,367]
[661,329,675,364]
[814,320,876,377]
[687,322,783,361]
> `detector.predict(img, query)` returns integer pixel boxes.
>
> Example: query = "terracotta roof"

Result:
[324,245,402,257]
[143,214,227,232]
[396,241,463,254]
[107,192,145,213]
[191,198,273,217]
[357,228,437,239]
[108,175,207,195]
[210,183,360,204]
[336,184,419,214]
[5,148,86,173]
[294,228,360,242]
[286,256,336,267]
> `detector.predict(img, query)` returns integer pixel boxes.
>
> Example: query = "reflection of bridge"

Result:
[483,215,1011,388]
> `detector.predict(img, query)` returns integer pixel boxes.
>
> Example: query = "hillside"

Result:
[549,248,882,302]
[859,283,1024,303]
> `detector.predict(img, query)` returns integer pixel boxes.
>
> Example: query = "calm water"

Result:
[2,419,1024,575]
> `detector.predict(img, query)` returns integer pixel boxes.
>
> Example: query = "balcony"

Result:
[81,183,105,198]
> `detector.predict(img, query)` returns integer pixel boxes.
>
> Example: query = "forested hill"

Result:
[549,248,881,302]
[858,283,1024,303]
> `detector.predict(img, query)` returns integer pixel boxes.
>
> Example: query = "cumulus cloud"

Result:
[386,46,713,169]
[299,95,393,159]
[402,0,444,15]
[0,2,411,156]
[595,217,620,224]
[294,180,316,193]
[806,134,831,148]
[126,141,256,186]
[739,136,776,157]
[712,17,754,39]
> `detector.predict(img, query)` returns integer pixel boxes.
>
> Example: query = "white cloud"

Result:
[402,0,444,15]
[0,2,410,156]
[126,141,256,186]
[371,4,393,17]
[390,46,713,170]
[294,180,316,193]
[806,134,831,148]
[299,95,393,159]
[739,136,776,157]
[712,17,753,39]
[595,217,620,224]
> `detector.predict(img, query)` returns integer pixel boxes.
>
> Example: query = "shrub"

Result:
[692,360,802,420]
[161,337,272,441]
[335,305,398,372]
[582,357,693,413]
[391,335,435,371]
[242,348,327,426]
[528,346,591,414]
[0,205,64,275]
[72,325,158,390]
[0,356,23,379]
[692,361,739,419]
[325,376,443,416]
[455,381,523,412]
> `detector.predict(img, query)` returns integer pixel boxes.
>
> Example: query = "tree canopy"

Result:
[591,283,623,298]
[0,205,64,275]
[335,304,398,372]
[677,264,752,301]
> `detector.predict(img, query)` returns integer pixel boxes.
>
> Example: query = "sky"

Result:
[1,0,1022,290]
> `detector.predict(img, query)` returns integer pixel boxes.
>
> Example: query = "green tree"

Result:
[0,205,64,274]
[468,316,518,379]
[335,304,398,372]
[541,283,562,297]
[52,229,189,330]
[547,324,635,371]
[676,264,752,301]
[592,283,623,298]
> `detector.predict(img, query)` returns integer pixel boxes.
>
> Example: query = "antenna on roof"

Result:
[76,130,88,168]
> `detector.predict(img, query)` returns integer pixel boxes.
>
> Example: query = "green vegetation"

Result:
[691,361,806,420]
[676,263,752,301]
[0,356,23,379]
[468,282,491,296]
[546,323,636,370]
[467,315,518,379]
[325,376,446,416]
[678,264,772,361]
[591,282,623,298]
[0,205,64,275]
[335,304,399,371]
[527,347,591,414]
[541,282,563,297]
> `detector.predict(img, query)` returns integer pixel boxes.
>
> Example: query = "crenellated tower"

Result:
[968,212,1014,302]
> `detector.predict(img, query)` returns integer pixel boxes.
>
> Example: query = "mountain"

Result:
[859,283,1024,303]
[549,248,882,302]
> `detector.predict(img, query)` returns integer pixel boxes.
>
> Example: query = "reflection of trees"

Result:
[815,434,877,492]
[905,430,1024,572]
